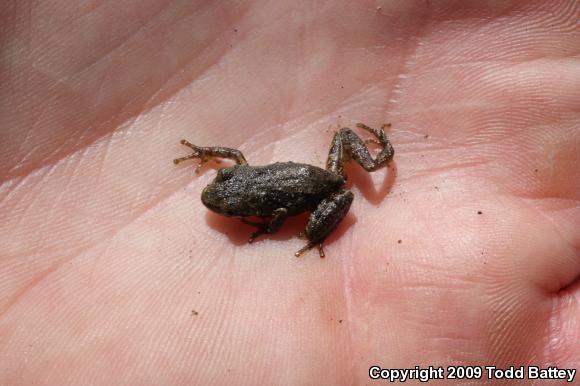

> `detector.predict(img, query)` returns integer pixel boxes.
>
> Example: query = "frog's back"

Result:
[212,162,345,216]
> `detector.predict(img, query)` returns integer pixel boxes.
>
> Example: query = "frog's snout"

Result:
[201,184,220,212]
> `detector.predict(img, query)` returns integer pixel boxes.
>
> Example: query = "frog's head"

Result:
[200,167,240,216]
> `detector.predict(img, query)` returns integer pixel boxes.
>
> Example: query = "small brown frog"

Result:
[174,123,394,257]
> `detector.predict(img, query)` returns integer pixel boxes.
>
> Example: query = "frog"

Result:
[173,123,394,257]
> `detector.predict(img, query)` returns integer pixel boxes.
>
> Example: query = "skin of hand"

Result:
[1,0,579,384]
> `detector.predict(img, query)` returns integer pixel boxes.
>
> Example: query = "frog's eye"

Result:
[216,168,233,182]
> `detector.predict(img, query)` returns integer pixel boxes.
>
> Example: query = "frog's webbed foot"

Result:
[326,123,394,177]
[295,242,325,258]
[242,208,288,243]
[173,139,248,172]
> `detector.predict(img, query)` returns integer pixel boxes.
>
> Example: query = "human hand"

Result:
[1,1,579,384]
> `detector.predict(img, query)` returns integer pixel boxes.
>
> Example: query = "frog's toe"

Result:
[194,156,208,173]
[248,231,262,243]
[173,152,199,165]
[295,242,314,257]
[317,243,325,258]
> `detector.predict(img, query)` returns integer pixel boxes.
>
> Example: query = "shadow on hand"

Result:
[346,161,397,205]
[205,211,356,255]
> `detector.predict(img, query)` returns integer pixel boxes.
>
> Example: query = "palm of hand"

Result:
[1,1,579,384]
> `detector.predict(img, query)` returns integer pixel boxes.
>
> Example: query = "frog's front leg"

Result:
[326,123,394,177]
[243,208,288,243]
[173,139,248,172]
[296,190,354,258]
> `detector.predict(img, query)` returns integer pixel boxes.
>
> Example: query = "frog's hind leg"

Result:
[243,208,288,243]
[174,139,248,172]
[325,123,394,177]
[295,190,353,258]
